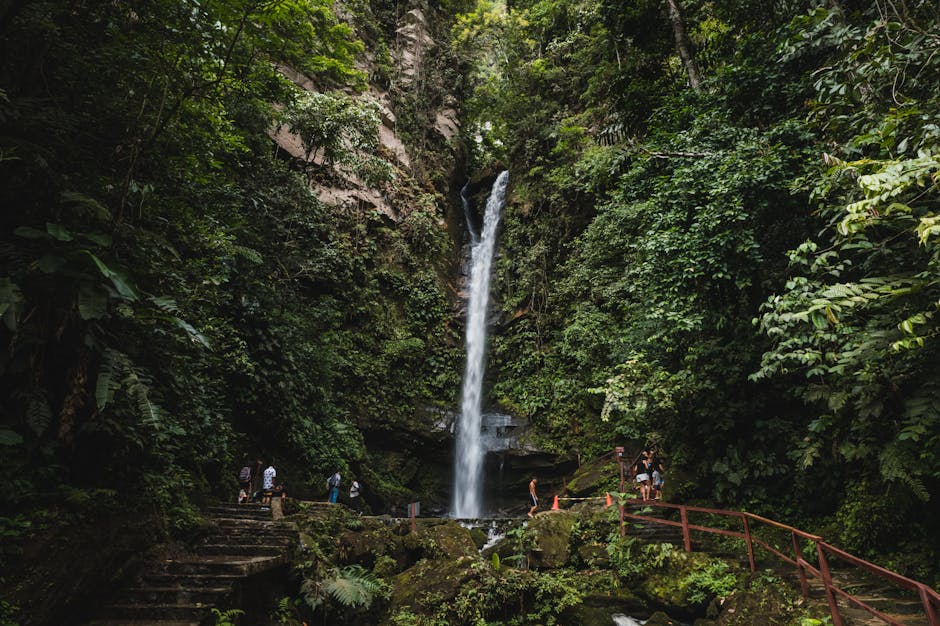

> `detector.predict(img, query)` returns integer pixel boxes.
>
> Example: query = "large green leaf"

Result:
[78,284,109,320]
[80,251,138,300]
[0,429,24,446]
[0,277,23,331]
[60,191,111,220]
[46,222,74,241]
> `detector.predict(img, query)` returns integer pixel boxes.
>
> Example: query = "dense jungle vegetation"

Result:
[1,0,939,621]
[460,0,940,579]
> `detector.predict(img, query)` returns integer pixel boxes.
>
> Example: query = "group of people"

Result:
[633,448,665,501]
[237,461,362,513]
[237,447,660,517]
[237,459,286,506]
[325,470,363,513]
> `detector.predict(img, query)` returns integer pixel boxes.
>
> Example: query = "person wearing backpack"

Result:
[326,470,341,504]
[237,461,252,504]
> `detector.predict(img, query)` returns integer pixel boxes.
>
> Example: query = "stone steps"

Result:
[121,586,231,604]
[142,573,243,588]
[87,621,200,626]
[99,603,210,622]
[82,502,297,625]
[196,544,285,557]
[163,554,289,576]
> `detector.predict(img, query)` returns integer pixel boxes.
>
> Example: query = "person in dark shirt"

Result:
[634,451,652,501]
[650,453,666,501]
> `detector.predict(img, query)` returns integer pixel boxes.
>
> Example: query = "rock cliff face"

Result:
[272,2,460,221]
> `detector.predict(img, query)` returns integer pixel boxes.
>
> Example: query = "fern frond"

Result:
[323,565,384,609]
[95,348,126,411]
[879,446,930,501]
[26,393,52,436]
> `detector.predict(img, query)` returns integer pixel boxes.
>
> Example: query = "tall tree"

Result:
[665,0,701,90]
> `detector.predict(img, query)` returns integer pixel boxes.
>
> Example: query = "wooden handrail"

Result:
[612,500,939,626]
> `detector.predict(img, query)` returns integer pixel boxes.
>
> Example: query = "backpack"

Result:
[238,466,251,482]
[327,474,338,489]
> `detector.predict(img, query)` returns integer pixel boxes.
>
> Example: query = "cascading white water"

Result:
[452,170,509,518]
[460,181,479,245]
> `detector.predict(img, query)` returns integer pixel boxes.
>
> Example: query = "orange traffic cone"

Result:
[551,495,559,511]
[605,492,613,507]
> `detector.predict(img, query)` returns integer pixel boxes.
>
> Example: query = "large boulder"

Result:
[527,511,578,569]
[390,554,479,611]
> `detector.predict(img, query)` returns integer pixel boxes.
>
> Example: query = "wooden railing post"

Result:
[816,542,843,626]
[792,531,809,598]
[742,514,755,573]
[680,506,691,552]
[619,503,625,537]
[917,584,939,626]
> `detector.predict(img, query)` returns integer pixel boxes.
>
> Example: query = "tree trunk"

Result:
[665,0,701,90]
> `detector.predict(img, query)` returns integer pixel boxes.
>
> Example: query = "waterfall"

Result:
[460,180,479,244]
[452,170,509,518]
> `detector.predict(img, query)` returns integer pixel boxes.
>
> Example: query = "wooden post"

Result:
[917,584,938,626]
[615,446,625,493]
[816,543,843,626]
[680,506,691,552]
[742,514,755,573]
[619,503,625,537]
[792,531,809,598]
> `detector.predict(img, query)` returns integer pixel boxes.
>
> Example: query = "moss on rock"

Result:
[469,527,488,549]
[390,555,480,612]
[527,511,578,569]
[638,551,732,613]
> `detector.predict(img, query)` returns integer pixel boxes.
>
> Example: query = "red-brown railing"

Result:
[616,501,940,626]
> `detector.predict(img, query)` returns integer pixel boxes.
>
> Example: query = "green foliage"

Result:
[210,607,245,626]
[0,600,20,626]
[754,5,940,508]
[284,90,393,186]
[683,559,738,605]
[302,564,389,611]
[606,535,677,581]
[455,0,940,576]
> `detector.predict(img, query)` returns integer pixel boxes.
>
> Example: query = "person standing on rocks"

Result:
[327,470,341,504]
[262,460,276,505]
[349,477,362,514]
[634,451,652,501]
[528,477,539,518]
[650,451,666,501]
[237,460,252,504]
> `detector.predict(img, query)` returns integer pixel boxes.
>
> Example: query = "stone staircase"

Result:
[84,503,297,626]
[779,567,932,626]
[621,502,685,544]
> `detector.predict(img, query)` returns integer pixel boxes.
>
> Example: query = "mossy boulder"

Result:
[469,527,488,549]
[390,555,480,612]
[645,610,683,625]
[562,573,648,626]
[527,511,578,569]
[577,541,611,567]
[414,520,477,559]
[566,457,622,497]
[338,522,404,567]
[713,585,797,625]
[638,551,739,617]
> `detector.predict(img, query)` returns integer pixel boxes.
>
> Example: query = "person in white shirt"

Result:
[262,462,276,504]
[349,479,362,514]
